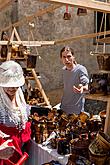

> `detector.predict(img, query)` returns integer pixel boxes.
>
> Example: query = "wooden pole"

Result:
[104,99,110,136]
[55,30,110,44]
[42,0,110,13]
[0,40,54,46]
[0,0,11,11]
[6,45,11,61]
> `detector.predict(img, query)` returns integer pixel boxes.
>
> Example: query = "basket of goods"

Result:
[97,53,110,71]
[89,138,109,165]
[57,138,70,155]
[70,135,90,158]
[67,154,92,165]
[96,131,110,150]
[27,55,37,68]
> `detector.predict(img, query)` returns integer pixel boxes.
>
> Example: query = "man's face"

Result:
[61,51,75,69]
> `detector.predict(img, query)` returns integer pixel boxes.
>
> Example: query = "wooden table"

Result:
[85,94,110,136]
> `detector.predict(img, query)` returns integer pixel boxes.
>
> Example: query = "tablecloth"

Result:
[26,140,69,165]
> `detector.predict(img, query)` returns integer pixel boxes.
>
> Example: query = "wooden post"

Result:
[25,78,33,101]
[6,46,12,61]
[104,99,110,136]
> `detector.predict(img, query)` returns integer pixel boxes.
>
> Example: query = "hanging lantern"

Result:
[63,4,71,20]
[77,8,87,16]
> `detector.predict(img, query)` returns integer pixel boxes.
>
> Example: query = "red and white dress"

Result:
[0,87,31,165]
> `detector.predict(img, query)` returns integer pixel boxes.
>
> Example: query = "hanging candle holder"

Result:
[63,4,71,20]
[77,8,87,16]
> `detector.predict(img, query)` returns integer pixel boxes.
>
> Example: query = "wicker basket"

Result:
[97,53,110,71]
[96,131,110,150]
[89,138,108,165]
[27,55,37,68]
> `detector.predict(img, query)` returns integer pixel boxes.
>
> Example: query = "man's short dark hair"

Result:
[60,46,74,58]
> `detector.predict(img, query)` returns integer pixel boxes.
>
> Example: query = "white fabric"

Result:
[0,87,28,129]
[0,61,25,87]
[26,140,69,165]
[37,144,69,165]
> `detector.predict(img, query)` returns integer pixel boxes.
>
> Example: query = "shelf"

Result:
[0,57,27,61]
[85,94,110,102]
[25,76,41,80]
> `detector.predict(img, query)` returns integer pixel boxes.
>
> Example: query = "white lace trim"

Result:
[0,87,28,130]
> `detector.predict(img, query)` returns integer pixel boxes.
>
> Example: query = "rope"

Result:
[28,21,39,57]
[95,12,104,53]
[95,0,108,54]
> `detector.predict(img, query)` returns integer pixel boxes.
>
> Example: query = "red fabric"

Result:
[0,121,31,165]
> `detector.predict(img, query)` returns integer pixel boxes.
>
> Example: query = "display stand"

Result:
[0,27,51,107]
[103,98,110,136]
[85,94,110,136]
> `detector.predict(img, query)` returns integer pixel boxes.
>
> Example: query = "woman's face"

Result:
[3,87,18,98]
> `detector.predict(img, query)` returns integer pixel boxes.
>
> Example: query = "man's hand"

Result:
[73,84,83,93]
[73,84,88,94]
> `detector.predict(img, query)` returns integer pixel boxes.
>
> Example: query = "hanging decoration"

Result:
[63,4,71,20]
[77,8,87,16]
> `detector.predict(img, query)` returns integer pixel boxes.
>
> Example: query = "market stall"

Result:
[1,1,110,165]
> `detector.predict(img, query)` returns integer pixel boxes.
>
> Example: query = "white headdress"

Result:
[0,60,25,87]
[0,61,28,130]
[0,87,28,130]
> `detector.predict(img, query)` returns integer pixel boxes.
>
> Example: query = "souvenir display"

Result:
[29,107,110,165]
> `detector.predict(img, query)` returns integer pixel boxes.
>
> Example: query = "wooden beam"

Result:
[0,0,11,11]
[0,40,55,46]
[1,30,110,46]
[55,30,110,44]
[0,4,62,32]
[42,0,110,13]
[13,27,22,41]
[96,37,110,43]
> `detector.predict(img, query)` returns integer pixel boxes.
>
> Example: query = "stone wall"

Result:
[0,0,110,94]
